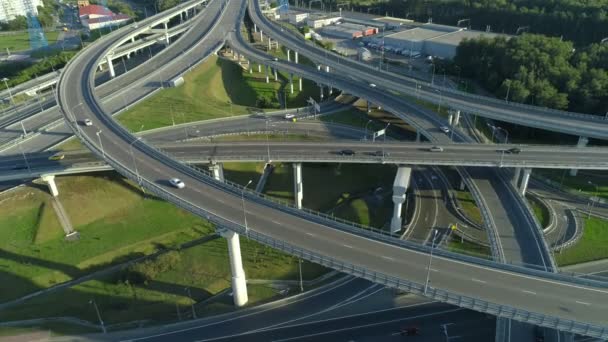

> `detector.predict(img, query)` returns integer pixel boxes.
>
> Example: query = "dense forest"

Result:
[447,34,608,115]
[346,0,608,46]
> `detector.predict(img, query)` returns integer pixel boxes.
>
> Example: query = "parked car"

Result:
[169,178,185,189]
[429,146,444,152]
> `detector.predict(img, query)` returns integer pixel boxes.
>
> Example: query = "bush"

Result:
[125,250,182,283]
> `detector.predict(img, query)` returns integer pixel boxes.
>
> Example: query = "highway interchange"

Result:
[0,0,606,339]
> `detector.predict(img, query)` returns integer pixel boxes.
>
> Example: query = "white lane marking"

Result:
[342,244,353,249]
[305,232,314,237]
[382,256,394,261]
[575,301,591,305]
[521,290,536,295]
[267,308,465,342]
[471,278,486,284]
[271,220,282,225]
[430,268,439,272]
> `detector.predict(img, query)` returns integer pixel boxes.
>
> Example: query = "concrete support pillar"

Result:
[298,77,303,91]
[274,68,278,81]
[130,37,135,43]
[570,136,589,176]
[329,86,333,95]
[42,175,59,197]
[98,64,103,72]
[293,163,303,209]
[249,63,253,74]
[447,112,453,126]
[290,74,294,94]
[453,110,461,126]
[258,64,262,73]
[416,131,421,142]
[163,22,169,44]
[287,49,291,62]
[519,168,532,196]
[319,84,324,100]
[367,100,371,113]
[390,167,411,233]
[106,55,115,78]
[295,51,299,64]
[265,65,270,83]
[209,163,225,182]
[317,64,321,71]
[254,23,257,32]
[126,53,131,59]
[220,230,248,307]
[513,167,522,187]
[325,65,330,73]
[260,30,263,42]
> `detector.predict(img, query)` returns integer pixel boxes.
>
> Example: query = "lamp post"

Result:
[242,180,253,234]
[69,102,84,125]
[1,77,14,106]
[424,229,438,294]
[298,259,304,292]
[494,126,509,144]
[17,139,32,175]
[129,137,142,182]
[184,287,197,319]
[96,130,105,157]
[364,119,372,140]
[382,122,390,157]
[89,299,106,333]
[430,63,436,85]
[587,181,599,219]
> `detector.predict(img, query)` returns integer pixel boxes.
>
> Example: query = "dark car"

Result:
[367,150,389,157]
[12,165,28,170]
[504,147,521,154]
[339,149,356,156]
[400,327,420,336]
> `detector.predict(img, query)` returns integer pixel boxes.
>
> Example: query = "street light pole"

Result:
[184,287,197,319]
[96,130,105,157]
[89,299,106,333]
[587,181,599,219]
[424,229,438,294]
[242,180,253,234]
[129,137,142,183]
[364,119,372,140]
[299,259,304,292]
[1,77,14,106]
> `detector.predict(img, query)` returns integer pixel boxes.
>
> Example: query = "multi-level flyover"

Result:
[247,0,608,140]
[54,0,608,338]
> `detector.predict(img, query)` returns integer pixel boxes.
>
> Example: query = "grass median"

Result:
[555,216,608,266]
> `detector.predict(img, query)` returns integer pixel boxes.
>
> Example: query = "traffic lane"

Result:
[185,304,493,342]
[125,278,383,342]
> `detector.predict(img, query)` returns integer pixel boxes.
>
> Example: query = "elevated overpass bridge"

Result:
[52,0,608,337]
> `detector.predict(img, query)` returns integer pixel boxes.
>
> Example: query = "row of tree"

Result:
[0,51,76,87]
[446,34,608,116]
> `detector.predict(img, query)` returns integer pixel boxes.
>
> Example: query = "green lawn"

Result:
[0,172,213,302]
[556,217,608,266]
[537,169,608,201]
[0,31,60,52]
[117,54,318,132]
[453,190,483,225]
[527,196,550,227]
[447,235,491,259]
[319,99,417,140]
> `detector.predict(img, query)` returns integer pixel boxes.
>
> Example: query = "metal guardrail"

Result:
[553,209,583,252]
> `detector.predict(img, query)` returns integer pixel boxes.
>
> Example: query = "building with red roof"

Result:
[78,4,130,30]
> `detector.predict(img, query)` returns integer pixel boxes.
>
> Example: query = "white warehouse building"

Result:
[0,0,44,23]
[376,23,510,59]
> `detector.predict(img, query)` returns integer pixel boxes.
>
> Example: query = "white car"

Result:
[284,113,295,120]
[439,126,450,134]
[369,83,376,88]
[83,119,93,126]
[169,178,185,189]
[429,146,444,152]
